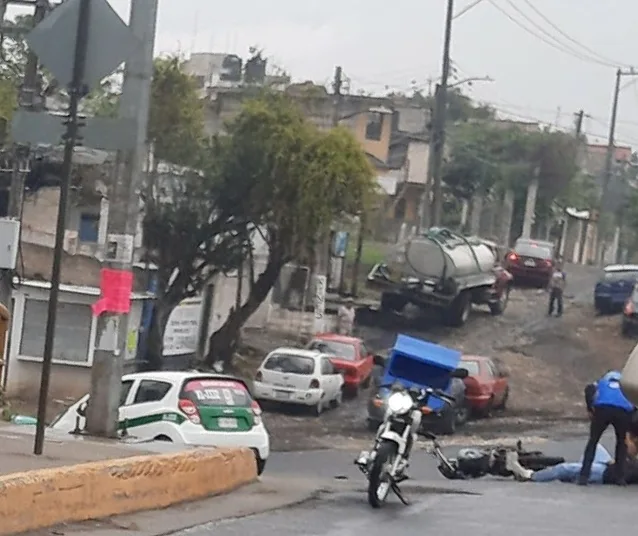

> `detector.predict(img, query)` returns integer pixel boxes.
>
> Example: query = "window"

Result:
[132,380,172,404]
[180,378,251,407]
[321,358,335,375]
[486,361,499,378]
[120,380,134,406]
[460,360,480,377]
[514,242,553,260]
[263,353,315,375]
[20,299,92,363]
[307,339,357,361]
[78,213,99,243]
[365,112,383,141]
[360,343,369,359]
[604,270,638,282]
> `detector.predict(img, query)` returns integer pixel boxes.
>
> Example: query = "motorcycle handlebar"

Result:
[376,385,456,405]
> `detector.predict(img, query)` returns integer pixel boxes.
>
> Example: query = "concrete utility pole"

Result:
[574,109,584,137]
[331,65,343,128]
[0,0,49,310]
[521,168,540,239]
[85,0,158,437]
[427,0,454,228]
[599,68,638,264]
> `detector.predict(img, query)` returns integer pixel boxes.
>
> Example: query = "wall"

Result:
[349,111,393,163]
[406,141,429,185]
[3,285,144,402]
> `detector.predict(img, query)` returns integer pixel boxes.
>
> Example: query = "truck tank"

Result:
[389,228,496,281]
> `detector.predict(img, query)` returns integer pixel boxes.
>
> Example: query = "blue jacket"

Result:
[592,371,634,412]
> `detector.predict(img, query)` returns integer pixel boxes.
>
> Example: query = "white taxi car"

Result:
[50,371,270,474]
[253,347,344,416]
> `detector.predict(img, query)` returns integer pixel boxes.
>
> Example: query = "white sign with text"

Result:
[163,298,202,356]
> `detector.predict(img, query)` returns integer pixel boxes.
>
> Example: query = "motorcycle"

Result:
[430,438,566,480]
[355,370,467,508]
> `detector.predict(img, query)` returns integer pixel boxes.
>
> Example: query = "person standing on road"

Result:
[578,370,636,486]
[547,260,566,317]
[336,297,355,335]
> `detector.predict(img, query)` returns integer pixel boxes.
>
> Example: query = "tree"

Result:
[137,56,209,368]
[203,93,375,367]
[0,14,31,123]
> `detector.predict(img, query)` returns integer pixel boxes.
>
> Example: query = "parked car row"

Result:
[366,350,510,435]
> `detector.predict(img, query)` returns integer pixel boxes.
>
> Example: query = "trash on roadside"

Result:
[11,415,37,425]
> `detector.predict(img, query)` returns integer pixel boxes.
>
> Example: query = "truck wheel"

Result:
[380,292,407,313]
[489,286,510,316]
[446,292,471,327]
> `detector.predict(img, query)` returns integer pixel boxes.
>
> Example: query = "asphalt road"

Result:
[175,431,638,535]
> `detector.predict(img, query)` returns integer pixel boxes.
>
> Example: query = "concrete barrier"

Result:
[0,447,257,535]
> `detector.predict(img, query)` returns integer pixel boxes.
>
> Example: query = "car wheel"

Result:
[313,399,323,417]
[455,402,470,427]
[496,388,509,410]
[332,389,343,408]
[481,396,495,418]
[153,434,173,442]
[256,456,267,476]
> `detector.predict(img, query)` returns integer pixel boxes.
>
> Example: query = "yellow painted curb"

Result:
[0,447,257,535]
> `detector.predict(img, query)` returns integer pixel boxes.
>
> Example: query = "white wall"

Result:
[4,285,144,402]
[406,141,429,185]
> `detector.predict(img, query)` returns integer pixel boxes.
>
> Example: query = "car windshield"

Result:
[514,242,552,259]
[264,354,315,374]
[180,378,251,407]
[604,270,638,282]
[307,340,357,361]
[460,360,480,376]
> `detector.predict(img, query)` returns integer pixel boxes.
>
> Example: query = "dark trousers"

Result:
[579,405,632,483]
[548,288,563,316]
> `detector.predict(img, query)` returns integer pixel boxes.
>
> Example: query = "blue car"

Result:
[594,264,638,314]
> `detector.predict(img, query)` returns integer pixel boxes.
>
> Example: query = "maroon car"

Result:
[504,238,555,287]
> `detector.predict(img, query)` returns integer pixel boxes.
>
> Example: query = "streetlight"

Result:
[448,75,494,89]
[453,0,486,20]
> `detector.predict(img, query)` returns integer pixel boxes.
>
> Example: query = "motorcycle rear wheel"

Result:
[368,441,398,508]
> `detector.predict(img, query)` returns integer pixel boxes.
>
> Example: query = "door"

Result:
[321,357,339,399]
[120,379,173,439]
[358,342,373,381]
[487,360,507,402]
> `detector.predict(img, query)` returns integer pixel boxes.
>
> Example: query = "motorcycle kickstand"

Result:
[391,482,410,505]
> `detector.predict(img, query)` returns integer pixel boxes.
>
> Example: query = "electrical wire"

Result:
[488,0,617,68]
[521,0,630,68]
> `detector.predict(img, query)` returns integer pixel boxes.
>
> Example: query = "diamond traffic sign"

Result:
[26,0,140,90]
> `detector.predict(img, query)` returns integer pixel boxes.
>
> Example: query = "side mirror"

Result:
[451,367,469,379]
[373,354,386,367]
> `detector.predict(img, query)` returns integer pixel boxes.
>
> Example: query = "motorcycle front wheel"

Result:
[368,441,398,508]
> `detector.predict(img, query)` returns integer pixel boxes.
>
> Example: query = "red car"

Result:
[504,238,555,287]
[459,355,510,416]
[306,334,374,394]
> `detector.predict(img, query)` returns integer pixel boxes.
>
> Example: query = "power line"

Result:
[521,0,630,68]
[488,0,617,68]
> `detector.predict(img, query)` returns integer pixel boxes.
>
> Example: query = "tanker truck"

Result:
[366,227,512,327]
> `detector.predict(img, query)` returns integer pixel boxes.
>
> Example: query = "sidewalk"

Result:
[0,424,180,475]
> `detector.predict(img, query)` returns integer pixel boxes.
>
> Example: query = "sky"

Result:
[10,0,638,147]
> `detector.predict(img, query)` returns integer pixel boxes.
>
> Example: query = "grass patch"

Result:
[345,240,388,267]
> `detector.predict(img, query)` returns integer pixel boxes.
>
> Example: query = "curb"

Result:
[0,447,257,535]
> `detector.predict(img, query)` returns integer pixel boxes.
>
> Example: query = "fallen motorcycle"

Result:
[430,438,566,480]
[355,369,467,508]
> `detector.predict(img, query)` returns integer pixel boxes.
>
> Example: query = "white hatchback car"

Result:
[253,347,344,416]
[50,371,270,474]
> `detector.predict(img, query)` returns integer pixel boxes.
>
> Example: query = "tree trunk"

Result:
[140,299,173,372]
[205,253,286,368]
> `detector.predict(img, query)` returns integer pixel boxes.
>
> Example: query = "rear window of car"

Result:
[604,270,638,282]
[307,340,357,361]
[180,378,251,407]
[264,353,316,374]
[514,242,552,259]
[460,360,480,376]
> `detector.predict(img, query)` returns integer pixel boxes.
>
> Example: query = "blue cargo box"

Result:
[381,334,461,411]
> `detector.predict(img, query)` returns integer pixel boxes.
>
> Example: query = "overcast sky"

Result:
[13,1,638,147]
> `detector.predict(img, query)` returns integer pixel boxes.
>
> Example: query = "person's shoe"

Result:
[577,475,588,486]
[505,451,533,481]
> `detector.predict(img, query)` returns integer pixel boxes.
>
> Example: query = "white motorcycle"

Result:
[355,368,468,508]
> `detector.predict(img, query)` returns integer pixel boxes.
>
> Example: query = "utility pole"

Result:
[0,0,49,311]
[85,0,158,437]
[599,68,638,265]
[331,66,343,128]
[574,109,589,264]
[574,109,584,137]
[428,0,454,228]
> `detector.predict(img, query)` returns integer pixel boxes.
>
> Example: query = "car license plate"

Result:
[274,390,291,399]
[524,260,536,267]
[218,417,238,429]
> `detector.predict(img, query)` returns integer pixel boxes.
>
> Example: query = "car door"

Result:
[320,357,338,399]
[359,342,373,381]
[119,379,173,439]
[487,360,506,402]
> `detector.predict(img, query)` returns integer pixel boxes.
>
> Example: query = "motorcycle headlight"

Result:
[387,392,413,414]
